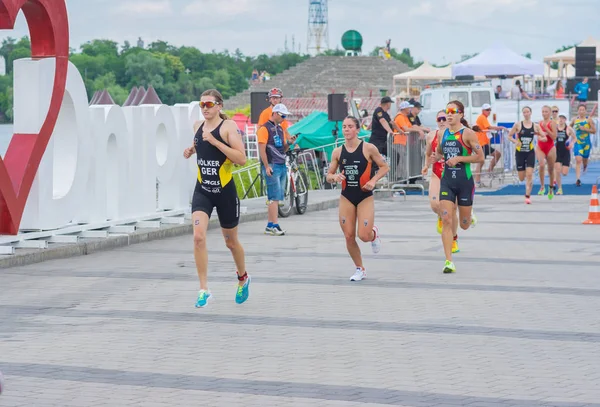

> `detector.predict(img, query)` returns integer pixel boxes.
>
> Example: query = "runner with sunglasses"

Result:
[183,89,250,308]
[435,101,484,274]
[507,106,542,204]
[536,106,558,199]
[422,110,460,253]
[327,116,388,281]
[551,106,560,124]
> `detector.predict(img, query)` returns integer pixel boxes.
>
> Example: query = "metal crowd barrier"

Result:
[377,131,426,196]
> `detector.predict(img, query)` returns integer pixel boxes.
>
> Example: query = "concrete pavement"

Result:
[1,194,600,406]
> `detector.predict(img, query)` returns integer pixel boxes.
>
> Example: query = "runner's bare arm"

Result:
[547,121,558,140]
[461,129,485,164]
[367,143,389,183]
[507,122,520,143]
[434,134,444,160]
[189,120,205,153]
[567,126,576,147]
[326,147,343,183]
[211,120,247,166]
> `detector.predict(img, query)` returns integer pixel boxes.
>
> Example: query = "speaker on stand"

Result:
[575,46,597,78]
[250,91,270,124]
[324,94,348,189]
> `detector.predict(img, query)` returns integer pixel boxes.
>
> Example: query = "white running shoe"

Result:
[470,212,478,228]
[350,267,367,281]
[371,225,381,254]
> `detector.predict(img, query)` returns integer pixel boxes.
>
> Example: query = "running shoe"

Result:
[557,188,563,195]
[272,225,286,236]
[576,179,582,187]
[525,197,532,205]
[235,275,251,304]
[538,186,546,195]
[350,267,367,281]
[443,260,456,274]
[265,226,285,236]
[195,290,212,308]
[452,240,460,253]
[470,212,478,228]
[436,217,443,234]
[548,185,555,200]
[371,225,381,254]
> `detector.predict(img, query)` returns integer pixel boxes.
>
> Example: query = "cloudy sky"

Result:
[2,0,599,64]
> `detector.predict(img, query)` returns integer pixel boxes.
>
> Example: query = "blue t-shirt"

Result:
[575,82,590,100]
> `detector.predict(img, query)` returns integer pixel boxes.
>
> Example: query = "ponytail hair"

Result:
[460,118,481,133]
[201,89,229,120]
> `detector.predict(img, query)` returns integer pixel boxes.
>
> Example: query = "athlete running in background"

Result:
[183,89,250,308]
[327,116,388,281]
[570,104,597,186]
[507,106,542,204]
[422,110,460,253]
[551,106,560,124]
[435,101,484,274]
[554,114,575,195]
[537,106,558,199]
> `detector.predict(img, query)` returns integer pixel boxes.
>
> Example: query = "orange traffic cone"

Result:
[583,185,600,224]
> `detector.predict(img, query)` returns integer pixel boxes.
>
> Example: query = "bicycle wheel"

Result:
[294,172,309,215]
[278,175,294,218]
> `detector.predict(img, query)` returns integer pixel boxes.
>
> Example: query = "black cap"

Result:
[381,96,393,104]
[409,99,423,108]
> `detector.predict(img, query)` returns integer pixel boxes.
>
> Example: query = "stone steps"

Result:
[224,55,409,110]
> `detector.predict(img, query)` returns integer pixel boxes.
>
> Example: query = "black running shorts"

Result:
[439,176,475,207]
[192,182,240,229]
[515,151,535,171]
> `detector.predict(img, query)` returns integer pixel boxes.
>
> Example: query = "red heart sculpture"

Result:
[0,0,69,234]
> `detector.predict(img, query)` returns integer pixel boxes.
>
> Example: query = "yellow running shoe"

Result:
[452,240,460,253]
[443,260,456,274]
[436,217,443,234]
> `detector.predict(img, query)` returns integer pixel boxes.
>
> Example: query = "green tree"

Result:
[124,51,167,89]
[81,39,118,57]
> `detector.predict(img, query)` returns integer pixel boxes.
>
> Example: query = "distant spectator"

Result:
[574,77,590,102]
[555,81,565,99]
[407,99,430,137]
[370,96,400,157]
[251,69,259,83]
[510,80,532,100]
[495,85,503,99]
[393,101,413,134]
[386,39,391,53]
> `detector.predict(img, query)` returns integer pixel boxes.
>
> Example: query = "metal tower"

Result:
[307,0,329,55]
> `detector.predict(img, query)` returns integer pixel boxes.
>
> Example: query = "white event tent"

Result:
[392,61,452,94]
[452,43,544,77]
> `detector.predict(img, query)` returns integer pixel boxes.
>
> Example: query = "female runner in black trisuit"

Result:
[327,116,388,281]
[183,89,250,307]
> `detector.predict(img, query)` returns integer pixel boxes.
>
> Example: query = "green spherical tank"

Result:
[341,30,363,51]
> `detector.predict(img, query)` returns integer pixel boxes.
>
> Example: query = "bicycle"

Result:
[278,149,309,218]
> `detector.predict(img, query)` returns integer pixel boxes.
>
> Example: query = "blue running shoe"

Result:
[195,290,212,308]
[235,275,251,304]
